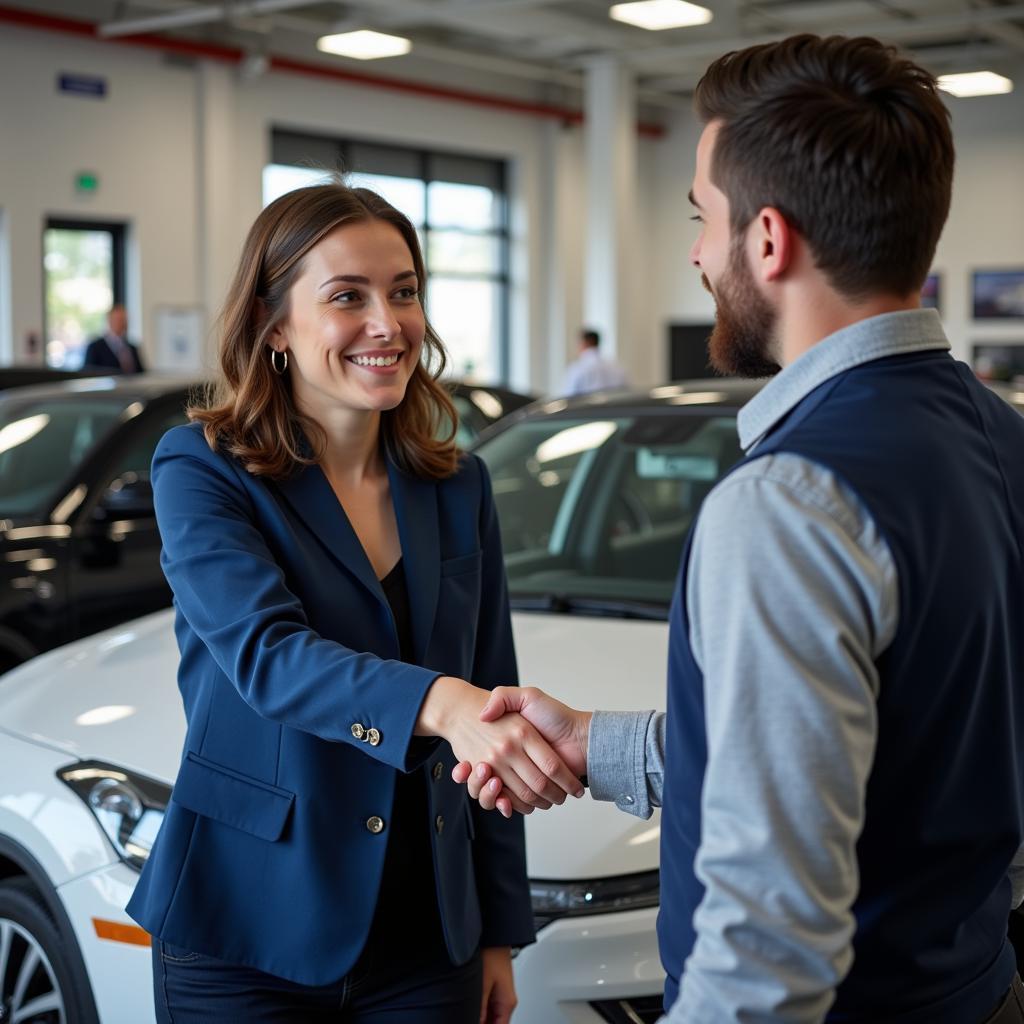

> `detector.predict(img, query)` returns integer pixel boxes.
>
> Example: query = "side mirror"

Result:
[97,473,154,521]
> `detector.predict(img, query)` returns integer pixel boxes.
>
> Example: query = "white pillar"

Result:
[582,55,636,364]
[195,60,238,372]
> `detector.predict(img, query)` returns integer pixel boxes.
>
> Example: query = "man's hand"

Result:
[452,686,592,817]
[416,677,584,813]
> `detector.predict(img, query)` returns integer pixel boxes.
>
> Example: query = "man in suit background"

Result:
[83,304,145,373]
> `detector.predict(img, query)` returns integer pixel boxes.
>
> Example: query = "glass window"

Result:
[262,164,333,206]
[427,278,501,381]
[43,221,125,370]
[0,395,124,515]
[476,411,744,610]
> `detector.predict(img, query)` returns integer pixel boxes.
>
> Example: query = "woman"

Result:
[126,183,583,1023]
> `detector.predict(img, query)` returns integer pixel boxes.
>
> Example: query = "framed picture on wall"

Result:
[920,272,941,312]
[972,342,1024,382]
[972,269,1024,319]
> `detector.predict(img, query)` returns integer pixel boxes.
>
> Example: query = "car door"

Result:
[69,399,189,641]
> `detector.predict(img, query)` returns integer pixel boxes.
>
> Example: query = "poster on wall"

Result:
[155,306,205,372]
[972,342,1024,383]
[920,272,941,313]
[972,270,1024,319]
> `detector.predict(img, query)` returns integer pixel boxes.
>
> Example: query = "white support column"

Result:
[195,60,238,372]
[582,55,636,364]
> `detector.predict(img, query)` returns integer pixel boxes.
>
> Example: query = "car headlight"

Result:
[530,869,659,931]
[58,760,171,872]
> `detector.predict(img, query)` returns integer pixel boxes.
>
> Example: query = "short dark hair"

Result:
[580,329,600,347]
[695,34,954,299]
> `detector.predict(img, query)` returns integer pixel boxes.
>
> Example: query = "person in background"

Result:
[126,183,583,1024]
[560,327,628,396]
[83,303,145,373]
[456,33,1024,1024]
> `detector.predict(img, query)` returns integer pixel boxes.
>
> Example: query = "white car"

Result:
[0,379,1019,1024]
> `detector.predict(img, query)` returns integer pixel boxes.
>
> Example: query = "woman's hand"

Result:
[453,686,592,817]
[416,677,584,813]
[480,946,517,1024]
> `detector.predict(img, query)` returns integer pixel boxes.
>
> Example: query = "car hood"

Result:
[0,608,668,881]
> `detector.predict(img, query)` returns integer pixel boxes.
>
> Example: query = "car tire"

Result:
[0,877,90,1023]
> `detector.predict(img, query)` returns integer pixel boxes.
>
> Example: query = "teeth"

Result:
[351,354,400,367]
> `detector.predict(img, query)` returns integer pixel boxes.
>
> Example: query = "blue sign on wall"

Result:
[58,73,107,99]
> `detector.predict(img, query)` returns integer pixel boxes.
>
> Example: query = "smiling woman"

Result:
[192,184,458,480]
[127,182,582,1024]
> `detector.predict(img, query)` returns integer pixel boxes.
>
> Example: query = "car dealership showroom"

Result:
[1,2,1023,1023]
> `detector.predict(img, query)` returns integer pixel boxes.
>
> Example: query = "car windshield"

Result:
[477,408,745,616]
[0,393,126,515]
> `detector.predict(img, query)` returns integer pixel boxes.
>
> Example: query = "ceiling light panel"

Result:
[609,0,713,31]
[937,71,1013,97]
[316,30,412,60]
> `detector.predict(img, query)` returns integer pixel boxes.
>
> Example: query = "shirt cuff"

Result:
[587,709,656,818]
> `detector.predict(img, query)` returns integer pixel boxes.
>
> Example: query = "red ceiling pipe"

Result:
[0,4,665,137]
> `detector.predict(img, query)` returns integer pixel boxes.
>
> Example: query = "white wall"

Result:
[0,26,200,367]
[648,70,1024,369]
[0,23,564,389]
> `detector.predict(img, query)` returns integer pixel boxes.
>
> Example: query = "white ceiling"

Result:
[10,0,1024,109]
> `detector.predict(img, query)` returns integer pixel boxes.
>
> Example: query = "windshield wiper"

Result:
[509,593,668,621]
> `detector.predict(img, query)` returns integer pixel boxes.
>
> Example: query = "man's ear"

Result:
[750,206,793,283]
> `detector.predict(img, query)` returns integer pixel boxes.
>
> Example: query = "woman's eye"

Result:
[394,286,418,300]
[332,291,360,303]
[689,215,703,223]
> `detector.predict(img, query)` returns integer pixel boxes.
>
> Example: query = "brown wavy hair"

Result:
[191,183,459,479]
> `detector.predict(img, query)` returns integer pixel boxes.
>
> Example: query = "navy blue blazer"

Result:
[126,422,534,985]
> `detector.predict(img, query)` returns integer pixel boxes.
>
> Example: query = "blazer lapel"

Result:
[387,459,440,665]
[274,463,383,605]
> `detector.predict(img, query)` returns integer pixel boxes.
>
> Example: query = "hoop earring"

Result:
[270,349,288,375]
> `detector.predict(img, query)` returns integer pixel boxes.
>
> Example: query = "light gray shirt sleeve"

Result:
[588,709,666,818]
[667,452,898,1024]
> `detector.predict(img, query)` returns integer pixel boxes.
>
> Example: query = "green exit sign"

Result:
[75,172,99,193]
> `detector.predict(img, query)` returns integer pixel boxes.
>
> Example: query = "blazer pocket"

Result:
[171,751,295,842]
[441,550,483,578]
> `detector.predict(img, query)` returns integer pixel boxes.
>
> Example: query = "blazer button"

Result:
[435,814,444,835]
[432,761,444,781]
[366,816,385,834]
[351,723,365,740]
[367,728,381,746]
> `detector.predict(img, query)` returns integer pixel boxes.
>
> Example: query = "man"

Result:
[560,327,628,395]
[456,34,1024,1024]
[83,304,145,373]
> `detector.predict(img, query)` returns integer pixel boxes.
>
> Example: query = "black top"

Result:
[362,559,446,963]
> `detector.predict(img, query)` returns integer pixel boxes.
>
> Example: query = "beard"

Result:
[705,238,781,379]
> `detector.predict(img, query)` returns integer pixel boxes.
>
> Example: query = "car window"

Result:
[477,411,743,611]
[0,397,124,516]
[104,407,190,484]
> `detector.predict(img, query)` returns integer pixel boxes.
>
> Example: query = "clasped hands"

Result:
[417,678,589,816]
[452,682,591,819]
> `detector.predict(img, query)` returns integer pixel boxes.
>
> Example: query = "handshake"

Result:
[452,687,592,819]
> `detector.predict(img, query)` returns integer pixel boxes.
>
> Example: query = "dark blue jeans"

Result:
[152,939,483,1023]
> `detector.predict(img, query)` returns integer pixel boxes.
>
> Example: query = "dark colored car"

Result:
[446,380,536,447]
[0,366,109,391]
[0,375,196,669]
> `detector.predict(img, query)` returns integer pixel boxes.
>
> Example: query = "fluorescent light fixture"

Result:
[610,0,712,30]
[937,71,1013,98]
[317,30,411,60]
